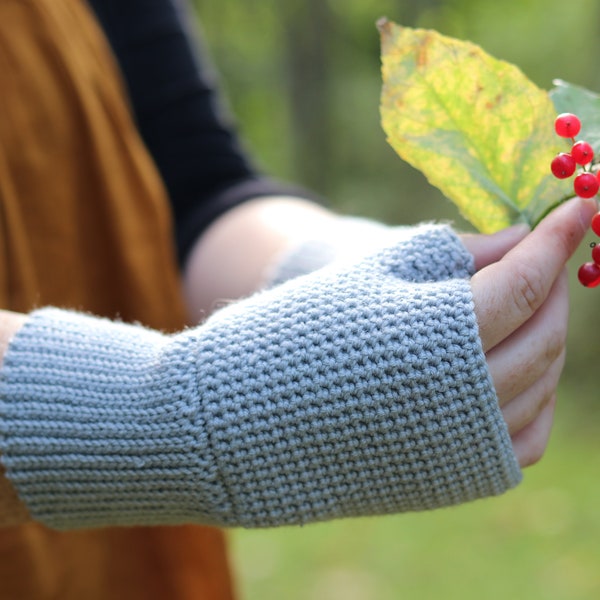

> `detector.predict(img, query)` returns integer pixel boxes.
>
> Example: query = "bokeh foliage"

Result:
[191,1,600,598]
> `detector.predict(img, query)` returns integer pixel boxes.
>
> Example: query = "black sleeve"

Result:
[87,0,319,266]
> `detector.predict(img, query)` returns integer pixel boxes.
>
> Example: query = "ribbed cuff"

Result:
[0,309,228,529]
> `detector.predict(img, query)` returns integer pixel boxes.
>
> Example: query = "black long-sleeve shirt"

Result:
[87,0,316,266]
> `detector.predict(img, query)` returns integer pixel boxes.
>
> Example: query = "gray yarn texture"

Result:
[0,224,521,530]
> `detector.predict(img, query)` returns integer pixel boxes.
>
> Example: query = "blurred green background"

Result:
[191,1,600,598]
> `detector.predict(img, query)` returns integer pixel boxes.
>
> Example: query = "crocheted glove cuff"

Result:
[265,219,474,287]
[0,228,520,530]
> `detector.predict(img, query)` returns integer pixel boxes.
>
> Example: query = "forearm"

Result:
[182,195,410,321]
[182,196,337,320]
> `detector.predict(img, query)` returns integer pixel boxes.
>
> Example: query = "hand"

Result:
[461,197,597,467]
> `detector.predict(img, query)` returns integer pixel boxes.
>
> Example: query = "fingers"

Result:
[501,349,564,435]
[464,197,594,470]
[480,260,568,469]
[487,269,568,406]
[488,270,566,468]
[510,396,557,468]
[460,223,530,271]
[472,196,596,353]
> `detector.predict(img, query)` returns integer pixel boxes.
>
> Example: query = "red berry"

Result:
[550,153,577,178]
[592,244,600,265]
[591,212,600,236]
[555,113,581,138]
[571,140,594,165]
[578,262,600,287]
[574,173,600,198]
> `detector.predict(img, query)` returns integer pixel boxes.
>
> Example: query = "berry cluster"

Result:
[550,113,600,287]
[551,113,599,198]
[578,215,600,288]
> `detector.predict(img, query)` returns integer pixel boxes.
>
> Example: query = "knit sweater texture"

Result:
[0,224,522,530]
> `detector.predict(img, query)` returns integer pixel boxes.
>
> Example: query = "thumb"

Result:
[472,196,596,353]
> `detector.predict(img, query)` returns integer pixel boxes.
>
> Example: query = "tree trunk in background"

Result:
[282,0,334,195]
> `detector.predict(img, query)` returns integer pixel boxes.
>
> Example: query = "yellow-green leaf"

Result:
[379,19,571,233]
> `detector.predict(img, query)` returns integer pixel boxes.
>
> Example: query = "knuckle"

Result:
[522,369,560,429]
[532,383,557,427]
[506,383,551,435]
[544,326,567,365]
[521,395,543,429]
[510,262,546,317]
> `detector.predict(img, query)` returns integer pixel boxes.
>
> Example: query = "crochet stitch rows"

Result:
[0,225,521,529]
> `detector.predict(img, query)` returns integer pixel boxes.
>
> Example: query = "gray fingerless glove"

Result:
[0,225,520,530]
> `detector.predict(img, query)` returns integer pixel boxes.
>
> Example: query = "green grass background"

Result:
[189,0,600,597]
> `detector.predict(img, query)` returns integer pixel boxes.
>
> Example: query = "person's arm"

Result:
[181,196,406,320]
[0,0,594,528]
[84,0,572,472]
[0,197,593,530]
